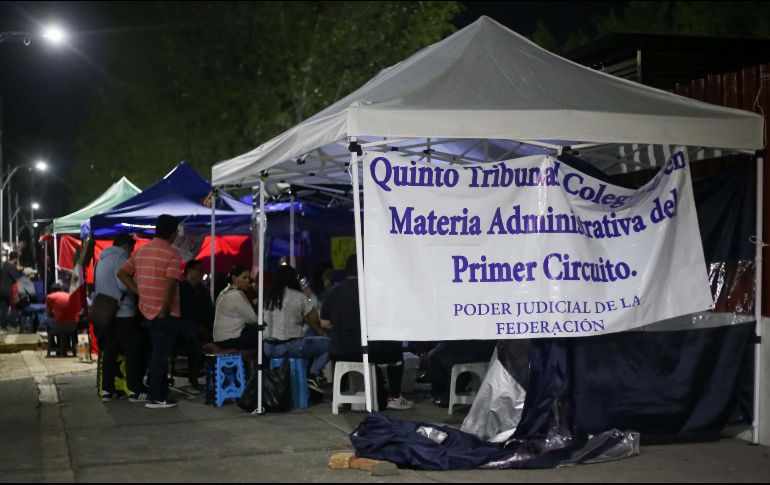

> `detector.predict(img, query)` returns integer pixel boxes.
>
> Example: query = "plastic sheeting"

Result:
[462,345,528,443]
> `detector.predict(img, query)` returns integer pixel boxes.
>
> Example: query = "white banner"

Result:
[362,150,713,340]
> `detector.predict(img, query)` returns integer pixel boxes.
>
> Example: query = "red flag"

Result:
[68,261,87,322]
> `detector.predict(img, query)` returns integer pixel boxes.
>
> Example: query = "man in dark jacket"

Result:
[177,259,212,388]
[0,252,22,330]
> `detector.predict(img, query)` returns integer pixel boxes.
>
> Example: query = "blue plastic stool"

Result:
[269,358,310,409]
[205,354,245,407]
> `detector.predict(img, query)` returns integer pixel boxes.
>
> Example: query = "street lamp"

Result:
[41,25,66,46]
[0,24,69,46]
[0,162,47,253]
[1,25,67,258]
[30,202,39,269]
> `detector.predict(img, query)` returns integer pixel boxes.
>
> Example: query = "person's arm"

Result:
[118,256,139,295]
[319,294,333,330]
[233,291,259,323]
[117,268,139,296]
[304,308,325,336]
[158,251,182,319]
[45,297,54,317]
[158,277,177,319]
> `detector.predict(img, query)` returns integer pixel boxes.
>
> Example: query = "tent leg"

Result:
[44,239,48,295]
[53,232,59,282]
[257,175,267,414]
[350,139,373,412]
[290,194,295,267]
[754,155,764,445]
[210,190,216,304]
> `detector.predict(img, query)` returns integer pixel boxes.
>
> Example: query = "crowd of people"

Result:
[6,212,494,413]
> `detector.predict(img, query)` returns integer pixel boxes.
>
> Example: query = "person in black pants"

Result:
[95,234,148,402]
[320,254,413,410]
[177,259,213,388]
[0,252,22,329]
[427,340,496,408]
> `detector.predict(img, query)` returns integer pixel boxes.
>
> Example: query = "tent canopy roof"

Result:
[88,162,251,237]
[212,16,763,188]
[53,177,141,235]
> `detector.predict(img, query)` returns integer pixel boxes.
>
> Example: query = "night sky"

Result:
[0,1,616,221]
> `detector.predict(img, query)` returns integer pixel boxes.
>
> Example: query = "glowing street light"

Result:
[0,24,68,46]
[30,202,39,268]
[35,160,48,172]
[41,25,66,45]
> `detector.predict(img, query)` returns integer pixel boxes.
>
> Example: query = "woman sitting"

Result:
[213,265,260,349]
[263,264,330,393]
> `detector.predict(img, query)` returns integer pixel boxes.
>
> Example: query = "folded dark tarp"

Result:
[350,412,638,470]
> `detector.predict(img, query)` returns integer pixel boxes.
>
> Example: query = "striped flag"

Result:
[68,260,87,322]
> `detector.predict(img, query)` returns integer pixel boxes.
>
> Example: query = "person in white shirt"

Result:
[263,264,330,393]
[213,265,260,348]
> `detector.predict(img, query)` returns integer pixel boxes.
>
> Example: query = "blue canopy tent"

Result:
[86,162,252,238]
[238,196,354,278]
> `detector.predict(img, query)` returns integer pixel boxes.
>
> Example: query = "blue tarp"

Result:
[86,162,253,237]
[239,197,355,276]
[238,195,354,221]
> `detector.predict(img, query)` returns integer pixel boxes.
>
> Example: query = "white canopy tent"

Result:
[211,16,765,441]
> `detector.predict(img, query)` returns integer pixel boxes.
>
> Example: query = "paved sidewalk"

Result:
[1,351,769,483]
[0,331,47,353]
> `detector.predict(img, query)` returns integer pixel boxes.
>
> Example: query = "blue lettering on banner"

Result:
[371,156,459,192]
[543,253,636,282]
[454,302,513,317]
[495,319,605,336]
[464,162,561,188]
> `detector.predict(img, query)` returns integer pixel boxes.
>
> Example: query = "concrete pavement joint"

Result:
[72,446,356,469]
[21,350,76,482]
[309,411,361,436]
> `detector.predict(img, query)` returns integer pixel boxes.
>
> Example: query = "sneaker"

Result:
[306,376,325,394]
[128,392,147,403]
[100,390,121,402]
[386,396,415,410]
[144,398,178,409]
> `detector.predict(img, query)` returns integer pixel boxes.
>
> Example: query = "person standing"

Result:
[118,215,182,409]
[0,252,22,330]
[95,234,148,402]
[178,259,212,388]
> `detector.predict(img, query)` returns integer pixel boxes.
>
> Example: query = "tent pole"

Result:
[210,190,216,304]
[257,174,266,414]
[53,232,58,282]
[290,194,295,267]
[350,139,373,412]
[754,154,764,445]
[44,238,48,295]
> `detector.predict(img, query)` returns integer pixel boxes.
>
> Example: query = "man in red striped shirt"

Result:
[119,214,182,409]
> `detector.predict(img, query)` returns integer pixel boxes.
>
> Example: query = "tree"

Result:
[72,1,460,209]
[532,2,770,54]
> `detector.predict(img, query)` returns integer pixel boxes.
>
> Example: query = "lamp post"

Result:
[1,161,47,253]
[0,26,67,257]
[30,202,38,269]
